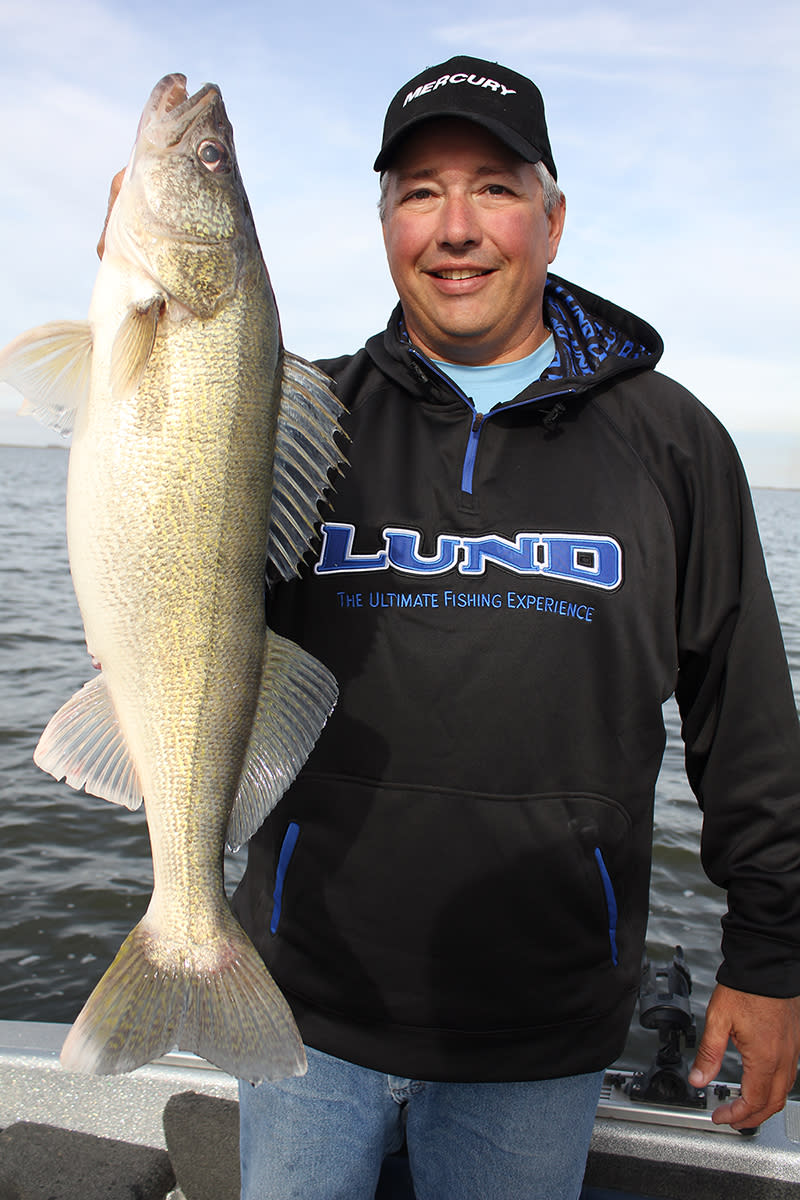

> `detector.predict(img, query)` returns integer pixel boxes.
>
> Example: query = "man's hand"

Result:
[97,168,125,259]
[688,983,800,1128]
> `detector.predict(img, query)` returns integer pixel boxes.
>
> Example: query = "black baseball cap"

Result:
[374,55,557,180]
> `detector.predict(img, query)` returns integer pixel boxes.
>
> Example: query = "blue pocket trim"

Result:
[594,847,619,966]
[270,821,300,935]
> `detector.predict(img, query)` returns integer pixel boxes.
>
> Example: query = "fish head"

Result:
[106,74,262,318]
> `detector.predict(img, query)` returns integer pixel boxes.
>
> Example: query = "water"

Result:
[1,445,798,1078]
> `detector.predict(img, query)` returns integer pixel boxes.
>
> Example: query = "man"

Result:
[230,56,800,1198]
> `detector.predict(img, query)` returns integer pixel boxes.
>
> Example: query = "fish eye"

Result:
[197,139,230,173]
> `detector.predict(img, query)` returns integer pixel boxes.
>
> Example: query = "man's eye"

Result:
[486,184,511,196]
[406,188,433,201]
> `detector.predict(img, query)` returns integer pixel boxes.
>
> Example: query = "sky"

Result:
[0,0,797,484]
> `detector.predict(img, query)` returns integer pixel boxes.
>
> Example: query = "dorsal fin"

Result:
[268,351,348,580]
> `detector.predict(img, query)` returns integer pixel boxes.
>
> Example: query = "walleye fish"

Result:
[0,75,346,1082]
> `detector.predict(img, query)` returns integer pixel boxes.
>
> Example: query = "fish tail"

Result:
[60,910,306,1083]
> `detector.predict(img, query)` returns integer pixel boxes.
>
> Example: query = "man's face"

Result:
[381,118,565,366]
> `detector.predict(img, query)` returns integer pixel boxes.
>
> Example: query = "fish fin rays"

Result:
[110,298,162,402]
[227,629,338,850]
[268,351,348,581]
[60,907,306,1083]
[34,630,337,834]
[0,320,93,436]
[34,673,144,811]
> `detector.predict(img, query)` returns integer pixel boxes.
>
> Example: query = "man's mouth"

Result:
[429,268,493,280]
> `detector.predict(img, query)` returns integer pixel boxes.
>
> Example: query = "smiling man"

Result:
[232,56,800,1199]
[379,117,564,365]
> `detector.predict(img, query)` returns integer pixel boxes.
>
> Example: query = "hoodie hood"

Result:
[364,272,664,406]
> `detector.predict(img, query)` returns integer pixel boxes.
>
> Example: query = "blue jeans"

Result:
[239,1046,604,1199]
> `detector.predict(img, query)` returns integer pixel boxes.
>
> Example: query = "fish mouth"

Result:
[153,74,191,118]
[138,74,222,147]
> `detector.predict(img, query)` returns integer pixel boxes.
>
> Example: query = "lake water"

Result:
[1,443,798,1078]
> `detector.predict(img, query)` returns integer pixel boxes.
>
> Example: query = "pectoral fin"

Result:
[0,320,93,435]
[110,298,162,402]
[226,628,338,849]
[34,673,144,811]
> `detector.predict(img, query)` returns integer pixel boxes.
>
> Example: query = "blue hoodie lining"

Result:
[543,282,651,381]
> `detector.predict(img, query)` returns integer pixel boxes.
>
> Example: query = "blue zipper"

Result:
[407,346,481,492]
[462,413,484,493]
[406,345,576,496]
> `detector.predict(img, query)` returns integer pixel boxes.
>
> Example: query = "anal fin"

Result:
[226,628,337,849]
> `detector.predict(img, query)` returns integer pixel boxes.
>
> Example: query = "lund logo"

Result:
[315,524,622,591]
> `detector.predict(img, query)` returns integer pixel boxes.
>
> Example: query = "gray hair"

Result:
[377,159,563,222]
[532,161,563,216]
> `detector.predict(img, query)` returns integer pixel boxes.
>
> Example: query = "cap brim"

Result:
[374,112,548,174]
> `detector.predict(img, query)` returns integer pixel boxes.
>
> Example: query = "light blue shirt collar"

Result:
[433,335,556,410]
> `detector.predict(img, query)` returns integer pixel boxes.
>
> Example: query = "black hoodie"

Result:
[232,274,800,1082]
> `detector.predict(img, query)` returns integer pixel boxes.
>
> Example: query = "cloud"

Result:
[733,432,800,490]
[0,0,139,65]
[0,0,796,457]
[661,352,800,433]
[429,1,800,441]
[435,3,800,71]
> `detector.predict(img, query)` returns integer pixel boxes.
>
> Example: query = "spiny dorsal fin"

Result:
[0,320,93,436]
[110,299,163,402]
[268,351,348,580]
[34,673,144,811]
[226,628,338,850]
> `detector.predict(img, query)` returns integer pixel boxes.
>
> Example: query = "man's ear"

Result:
[547,192,566,265]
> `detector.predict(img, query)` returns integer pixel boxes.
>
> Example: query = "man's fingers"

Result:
[707,1053,789,1128]
[688,1008,728,1088]
[712,1083,785,1130]
[692,985,800,1128]
[97,168,126,259]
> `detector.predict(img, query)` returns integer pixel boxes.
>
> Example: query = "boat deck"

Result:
[1,1020,799,1199]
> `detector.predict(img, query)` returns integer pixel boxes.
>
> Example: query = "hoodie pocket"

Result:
[258,781,638,1031]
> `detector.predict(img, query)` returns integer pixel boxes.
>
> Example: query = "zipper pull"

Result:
[472,412,485,433]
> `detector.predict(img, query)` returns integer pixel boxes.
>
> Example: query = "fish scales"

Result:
[74,263,276,811]
[0,74,346,1082]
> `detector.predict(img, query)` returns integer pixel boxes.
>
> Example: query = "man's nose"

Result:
[437,194,481,248]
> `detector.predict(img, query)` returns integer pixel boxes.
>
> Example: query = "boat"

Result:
[1,950,798,1198]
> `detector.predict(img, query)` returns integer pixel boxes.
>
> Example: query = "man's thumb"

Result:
[689,1018,728,1087]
